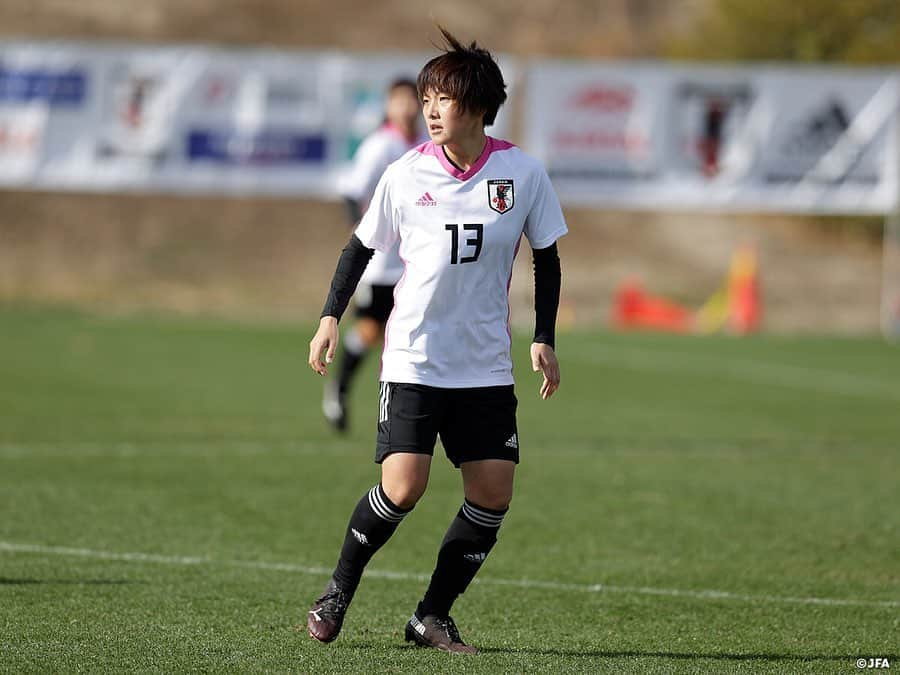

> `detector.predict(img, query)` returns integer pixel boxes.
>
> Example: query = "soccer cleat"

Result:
[307,579,352,643]
[322,381,348,432]
[404,613,478,654]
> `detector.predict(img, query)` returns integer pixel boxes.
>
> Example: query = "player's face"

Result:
[386,87,419,129]
[421,89,482,146]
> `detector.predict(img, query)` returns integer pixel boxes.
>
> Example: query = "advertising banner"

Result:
[0,42,516,197]
[525,61,899,214]
[0,41,896,214]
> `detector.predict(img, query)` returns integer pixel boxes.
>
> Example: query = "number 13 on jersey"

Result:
[445,223,483,264]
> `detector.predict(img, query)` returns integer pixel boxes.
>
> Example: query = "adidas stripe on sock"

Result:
[332,483,411,595]
[367,484,408,523]
[461,499,506,529]
[416,499,508,619]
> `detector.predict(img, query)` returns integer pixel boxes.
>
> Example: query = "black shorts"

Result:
[375,382,519,467]
[354,283,395,323]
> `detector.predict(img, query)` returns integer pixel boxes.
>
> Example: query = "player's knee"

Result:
[487,495,512,511]
[356,319,380,346]
[382,479,427,510]
[473,490,512,512]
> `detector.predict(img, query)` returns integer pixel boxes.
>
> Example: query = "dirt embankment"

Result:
[0,191,882,333]
[0,1,688,58]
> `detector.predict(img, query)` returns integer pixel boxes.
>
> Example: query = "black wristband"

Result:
[533,242,561,350]
[320,234,375,321]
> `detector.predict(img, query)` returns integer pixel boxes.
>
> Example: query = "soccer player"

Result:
[323,78,422,432]
[306,28,567,654]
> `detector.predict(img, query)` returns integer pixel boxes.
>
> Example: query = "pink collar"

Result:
[415,136,516,181]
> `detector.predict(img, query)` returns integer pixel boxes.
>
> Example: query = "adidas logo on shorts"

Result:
[505,433,518,449]
[351,528,369,546]
[463,552,488,563]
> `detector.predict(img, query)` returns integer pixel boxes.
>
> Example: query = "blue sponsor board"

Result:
[0,66,87,105]
[186,129,327,165]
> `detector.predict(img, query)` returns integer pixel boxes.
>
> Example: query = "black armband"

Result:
[533,242,561,350]
[320,234,375,321]
[343,197,363,227]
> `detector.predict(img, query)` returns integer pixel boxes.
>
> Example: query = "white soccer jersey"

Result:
[339,124,420,286]
[354,136,568,388]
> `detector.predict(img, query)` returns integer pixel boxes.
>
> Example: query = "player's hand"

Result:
[308,316,339,376]
[531,342,560,400]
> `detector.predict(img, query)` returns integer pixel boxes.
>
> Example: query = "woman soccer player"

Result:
[323,78,423,432]
[306,28,567,654]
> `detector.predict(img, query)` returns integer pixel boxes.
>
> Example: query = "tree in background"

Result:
[671,0,900,63]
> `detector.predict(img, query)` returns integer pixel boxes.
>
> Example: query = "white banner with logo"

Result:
[0,41,516,197]
[2,42,898,214]
[526,61,899,215]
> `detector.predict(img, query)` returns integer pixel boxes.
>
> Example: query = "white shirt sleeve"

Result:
[524,167,569,249]
[339,133,391,203]
[354,166,398,252]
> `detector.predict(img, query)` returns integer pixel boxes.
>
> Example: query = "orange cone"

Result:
[728,245,761,334]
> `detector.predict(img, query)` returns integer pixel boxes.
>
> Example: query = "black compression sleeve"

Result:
[320,234,375,321]
[533,242,561,349]
[343,197,363,227]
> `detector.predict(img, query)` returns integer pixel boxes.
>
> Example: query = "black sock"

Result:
[332,483,411,596]
[416,499,507,619]
[337,330,368,396]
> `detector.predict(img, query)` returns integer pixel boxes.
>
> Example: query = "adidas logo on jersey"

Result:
[463,552,488,563]
[415,191,437,206]
[351,528,369,546]
[505,433,518,449]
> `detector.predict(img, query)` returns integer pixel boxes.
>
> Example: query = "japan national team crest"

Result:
[488,179,514,214]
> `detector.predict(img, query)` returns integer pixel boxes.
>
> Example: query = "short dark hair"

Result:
[388,78,418,96]
[416,27,507,126]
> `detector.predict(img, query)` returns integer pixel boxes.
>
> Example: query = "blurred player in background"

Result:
[307,28,566,653]
[322,78,422,432]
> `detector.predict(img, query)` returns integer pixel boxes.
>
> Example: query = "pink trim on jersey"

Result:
[414,136,517,181]
[505,235,523,354]
[381,122,419,146]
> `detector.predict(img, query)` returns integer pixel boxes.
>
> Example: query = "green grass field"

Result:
[0,305,897,673]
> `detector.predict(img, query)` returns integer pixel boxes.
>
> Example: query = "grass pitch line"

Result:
[579,347,900,402]
[1,541,897,610]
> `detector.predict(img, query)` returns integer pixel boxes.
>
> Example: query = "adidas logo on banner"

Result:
[505,433,518,449]
[351,528,369,546]
[415,191,437,206]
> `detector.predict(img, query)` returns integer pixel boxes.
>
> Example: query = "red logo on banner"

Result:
[570,86,633,113]
[0,122,40,153]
